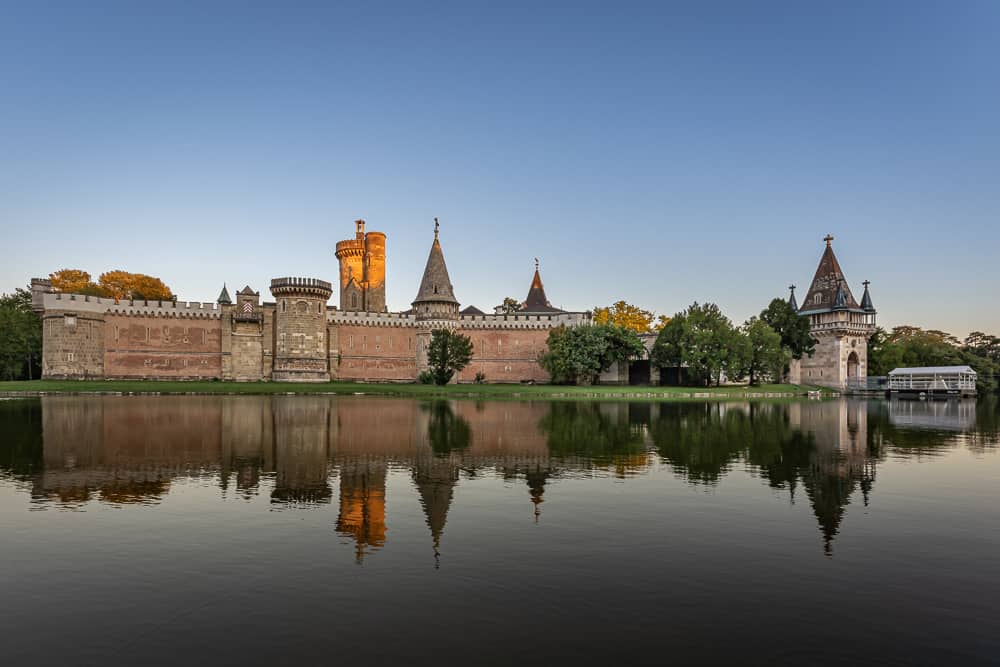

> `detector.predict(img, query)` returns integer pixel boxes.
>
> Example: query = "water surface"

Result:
[1,396,998,665]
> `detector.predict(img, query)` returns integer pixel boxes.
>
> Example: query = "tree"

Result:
[97,271,174,301]
[654,314,672,332]
[427,329,473,385]
[734,318,790,386]
[868,325,998,392]
[651,302,740,386]
[496,297,521,314]
[49,269,93,293]
[0,288,42,380]
[759,297,815,360]
[592,301,655,333]
[538,324,645,385]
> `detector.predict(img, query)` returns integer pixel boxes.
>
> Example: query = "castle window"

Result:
[145,327,150,343]
[352,294,358,309]
[66,352,75,362]
[814,294,822,305]
[282,300,286,312]
[64,314,77,329]
[349,335,354,349]
[114,325,119,341]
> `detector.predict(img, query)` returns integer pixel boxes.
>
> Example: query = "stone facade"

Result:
[33,220,591,383]
[788,236,876,391]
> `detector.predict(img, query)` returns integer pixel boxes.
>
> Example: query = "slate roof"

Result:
[238,285,258,296]
[520,267,564,313]
[799,239,860,313]
[460,305,486,315]
[413,225,458,305]
[217,284,232,305]
[860,281,875,312]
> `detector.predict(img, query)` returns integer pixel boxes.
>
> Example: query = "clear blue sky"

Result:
[2,1,998,337]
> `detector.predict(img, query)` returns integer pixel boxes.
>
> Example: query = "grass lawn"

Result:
[0,379,831,400]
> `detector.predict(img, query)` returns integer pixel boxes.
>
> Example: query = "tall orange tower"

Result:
[334,219,387,312]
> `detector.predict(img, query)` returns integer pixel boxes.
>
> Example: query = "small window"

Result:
[814,293,822,305]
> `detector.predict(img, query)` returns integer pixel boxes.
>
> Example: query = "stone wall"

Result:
[271,282,331,382]
[41,308,106,379]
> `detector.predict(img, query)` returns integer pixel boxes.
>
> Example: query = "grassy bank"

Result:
[0,379,831,400]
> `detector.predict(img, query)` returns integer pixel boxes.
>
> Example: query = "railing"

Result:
[846,376,887,392]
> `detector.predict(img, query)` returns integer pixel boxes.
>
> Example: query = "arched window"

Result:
[814,293,822,305]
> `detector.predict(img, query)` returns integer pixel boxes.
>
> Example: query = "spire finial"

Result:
[534,257,539,271]
[824,234,834,247]
[863,279,870,288]
[434,217,439,240]
[789,284,796,294]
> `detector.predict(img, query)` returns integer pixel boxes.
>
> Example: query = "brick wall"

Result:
[104,313,223,379]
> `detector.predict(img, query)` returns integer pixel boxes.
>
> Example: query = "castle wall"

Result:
[271,280,331,382]
[332,322,420,382]
[104,312,223,379]
[455,327,552,383]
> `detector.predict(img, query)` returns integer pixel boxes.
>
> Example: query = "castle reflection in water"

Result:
[1,395,994,558]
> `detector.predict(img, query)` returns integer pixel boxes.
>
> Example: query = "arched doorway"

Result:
[847,351,859,379]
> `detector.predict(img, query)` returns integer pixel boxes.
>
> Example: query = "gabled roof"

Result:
[520,263,564,313]
[799,237,860,313]
[460,305,485,315]
[217,284,232,304]
[413,222,458,305]
[238,285,258,296]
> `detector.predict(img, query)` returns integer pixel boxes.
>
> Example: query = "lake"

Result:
[1,395,998,665]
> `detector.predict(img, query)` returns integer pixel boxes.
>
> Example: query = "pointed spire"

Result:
[521,258,563,313]
[833,279,848,309]
[788,284,798,311]
[217,283,232,305]
[413,219,458,306]
[800,236,859,312]
[860,280,875,312]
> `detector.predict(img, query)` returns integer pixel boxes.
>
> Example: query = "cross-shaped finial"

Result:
[824,234,834,247]
[789,284,796,293]
[863,280,870,288]
[534,257,539,271]
[434,217,439,239]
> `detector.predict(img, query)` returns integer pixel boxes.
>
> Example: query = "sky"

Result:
[2,1,998,337]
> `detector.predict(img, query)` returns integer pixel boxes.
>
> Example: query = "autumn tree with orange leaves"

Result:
[48,269,174,301]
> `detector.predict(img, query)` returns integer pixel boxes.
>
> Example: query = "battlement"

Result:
[458,311,591,330]
[38,291,224,319]
[326,309,591,330]
[335,239,365,257]
[270,277,333,298]
[329,311,418,328]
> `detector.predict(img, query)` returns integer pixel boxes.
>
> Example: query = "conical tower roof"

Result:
[800,236,859,312]
[217,284,232,305]
[860,280,875,312]
[787,285,798,311]
[413,219,458,306]
[521,259,564,313]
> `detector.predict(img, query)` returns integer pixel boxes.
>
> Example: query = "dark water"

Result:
[1,396,998,666]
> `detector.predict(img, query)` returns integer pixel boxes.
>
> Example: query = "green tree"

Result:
[427,329,474,385]
[538,324,645,385]
[734,317,790,386]
[651,302,738,386]
[496,297,521,314]
[759,297,815,360]
[0,288,42,380]
[868,325,997,392]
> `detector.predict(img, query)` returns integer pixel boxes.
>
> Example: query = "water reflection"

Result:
[0,395,997,559]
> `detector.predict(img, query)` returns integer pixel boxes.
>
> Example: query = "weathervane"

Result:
[824,234,834,247]
[434,217,439,240]
[534,257,539,271]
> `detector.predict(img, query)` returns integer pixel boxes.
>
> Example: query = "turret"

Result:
[335,219,387,312]
[270,277,333,382]
[412,218,459,323]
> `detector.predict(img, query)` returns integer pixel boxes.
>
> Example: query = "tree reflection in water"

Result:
[0,395,994,559]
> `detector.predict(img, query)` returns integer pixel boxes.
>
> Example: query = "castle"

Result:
[31,225,874,388]
[31,220,590,383]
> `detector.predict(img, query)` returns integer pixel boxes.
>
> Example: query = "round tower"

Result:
[270,277,333,382]
[363,230,387,312]
[335,221,366,311]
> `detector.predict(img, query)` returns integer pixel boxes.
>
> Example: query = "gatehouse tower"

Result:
[790,236,876,390]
